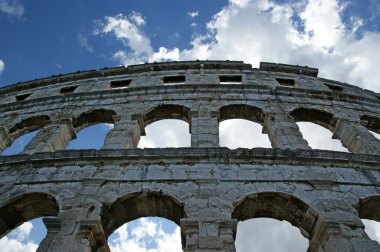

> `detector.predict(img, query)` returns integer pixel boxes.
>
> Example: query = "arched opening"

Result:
[219,119,271,149]
[101,191,186,250]
[108,217,182,251]
[357,196,380,244]
[1,115,51,155]
[0,218,48,251]
[235,218,308,252]
[0,193,59,239]
[297,122,348,152]
[290,108,347,151]
[219,105,270,149]
[8,115,50,138]
[67,109,116,149]
[66,123,113,150]
[137,104,191,148]
[1,130,39,155]
[232,192,316,251]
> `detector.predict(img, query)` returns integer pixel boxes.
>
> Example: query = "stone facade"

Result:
[0,60,380,251]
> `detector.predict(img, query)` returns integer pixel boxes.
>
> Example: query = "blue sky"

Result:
[1,0,380,251]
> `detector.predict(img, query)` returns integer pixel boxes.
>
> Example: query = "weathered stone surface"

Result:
[0,61,380,251]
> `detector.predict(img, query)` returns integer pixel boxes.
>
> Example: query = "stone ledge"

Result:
[1,148,379,169]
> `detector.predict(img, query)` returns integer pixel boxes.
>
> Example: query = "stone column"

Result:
[37,208,109,252]
[262,113,310,150]
[181,219,237,251]
[309,219,380,252]
[191,111,219,147]
[102,115,142,149]
[22,119,76,154]
[0,126,12,152]
[37,218,61,252]
[333,119,380,155]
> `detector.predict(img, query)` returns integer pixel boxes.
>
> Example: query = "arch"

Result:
[290,107,336,130]
[8,115,50,138]
[360,115,380,134]
[142,104,191,127]
[101,191,186,237]
[0,193,59,238]
[232,192,317,238]
[72,109,117,131]
[219,104,265,124]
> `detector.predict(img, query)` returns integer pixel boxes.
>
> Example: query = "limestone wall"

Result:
[0,61,380,251]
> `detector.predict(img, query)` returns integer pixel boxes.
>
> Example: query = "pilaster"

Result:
[102,115,142,149]
[263,113,310,150]
[190,110,219,147]
[22,119,76,154]
[181,219,237,251]
[333,119,380,155]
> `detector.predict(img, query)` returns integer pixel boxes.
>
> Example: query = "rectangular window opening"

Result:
[276,78,295,87]
[110,79,132,89]
[219,75,242,84]
[325,83,343,92]
[15,93,32,101]
[163,75,185,85]
[60,85,78,94]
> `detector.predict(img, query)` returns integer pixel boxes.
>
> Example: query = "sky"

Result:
[1,0,380,251]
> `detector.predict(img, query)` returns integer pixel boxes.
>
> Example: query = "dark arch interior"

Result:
[142,104,191,127]
[232,192,317,239]
[358,196,380,222]
[360,115,380,134]
[290,108,336,130]
[0,193,59,238]
[8,115,50,138]
[101,191,186,238]
[72,109,117,131]
[219,104,265,124]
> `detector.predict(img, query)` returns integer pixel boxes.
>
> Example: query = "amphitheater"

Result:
[0,60,380,251]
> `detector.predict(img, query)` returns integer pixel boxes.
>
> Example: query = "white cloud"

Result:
[236,219,308,252]
[0,222,38,252]
[78,33,94,53]
[130,11,146,26]
[109,218,182,252]
[187,11,199,18]
[100,13,153,56]
[100,0,380,93]
[0,59,4,76]
[190,22,197,28]
[0,0,24,17]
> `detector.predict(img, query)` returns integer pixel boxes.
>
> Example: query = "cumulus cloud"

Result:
[187,11,199,18]
[98,13,153,57]
[0,222,38,252]
[98,0,380,93]
[109,218,182,252]
[0,59,4,76]
[0,0,24,17]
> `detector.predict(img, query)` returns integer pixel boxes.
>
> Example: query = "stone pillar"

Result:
[309,219,380,252]
[181,219,237,251]
[0,126,12,152]
[191,111,219,147]
[262,113,310,150]
[333,119,380,155]
[102,115,142,149]
[37,207,109,252]
[22,119,76,154]
[37,218,61,252]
